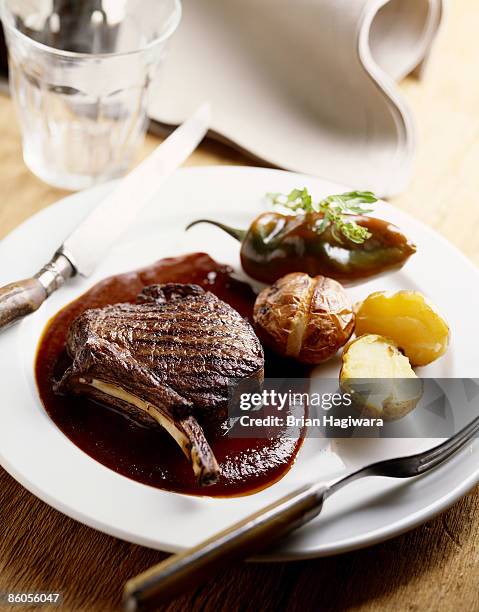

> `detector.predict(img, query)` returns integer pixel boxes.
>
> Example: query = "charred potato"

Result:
[355,291,449,366]
[253,272,355,364]
[340,334,423,420]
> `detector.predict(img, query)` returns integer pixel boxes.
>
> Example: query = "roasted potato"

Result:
[340,334,423,420]
[253,272,355,364]
[355,290,449,366]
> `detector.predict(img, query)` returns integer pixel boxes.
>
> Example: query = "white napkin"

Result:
[149,0,443,197]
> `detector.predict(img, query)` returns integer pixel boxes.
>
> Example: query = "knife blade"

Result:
[0,104,210,331]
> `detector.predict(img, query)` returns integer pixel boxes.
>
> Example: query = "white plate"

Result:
[1,167,478,560]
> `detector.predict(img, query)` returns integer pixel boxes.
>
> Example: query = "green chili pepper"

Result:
[187,211,416,284]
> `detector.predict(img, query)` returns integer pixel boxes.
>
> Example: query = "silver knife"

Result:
[0,104,210,331]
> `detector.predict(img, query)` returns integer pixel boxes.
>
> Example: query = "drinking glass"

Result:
[1,0,181,190]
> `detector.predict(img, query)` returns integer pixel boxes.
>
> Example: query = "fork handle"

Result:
[123,483,327,610]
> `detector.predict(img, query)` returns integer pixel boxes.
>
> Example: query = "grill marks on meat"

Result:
[55,283,264,485]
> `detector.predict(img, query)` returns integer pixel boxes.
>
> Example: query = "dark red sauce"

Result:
[35,253,308,497]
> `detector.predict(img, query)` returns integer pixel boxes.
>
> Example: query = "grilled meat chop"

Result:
[55,283,264,485]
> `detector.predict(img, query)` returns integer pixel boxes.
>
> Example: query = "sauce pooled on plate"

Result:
[35,253,308,497]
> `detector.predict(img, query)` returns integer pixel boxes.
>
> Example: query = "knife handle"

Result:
[0,253,74,331]
[0,279,47,329]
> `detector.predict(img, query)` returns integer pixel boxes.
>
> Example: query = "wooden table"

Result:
[1,3,478,610]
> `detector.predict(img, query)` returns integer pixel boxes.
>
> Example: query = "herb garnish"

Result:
[267,188,378,244]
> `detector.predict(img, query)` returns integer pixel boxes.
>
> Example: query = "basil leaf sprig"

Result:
[267,188,378,244]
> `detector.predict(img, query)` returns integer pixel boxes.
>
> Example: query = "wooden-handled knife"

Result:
[0,104,210,331]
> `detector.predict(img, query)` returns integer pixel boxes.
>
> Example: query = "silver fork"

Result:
[122,415,479,611]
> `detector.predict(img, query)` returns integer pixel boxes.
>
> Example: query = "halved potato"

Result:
[355,291,449,366]
[340,334,423,420]
[253,272,355,364]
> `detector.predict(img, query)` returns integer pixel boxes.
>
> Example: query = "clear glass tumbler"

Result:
[1,0,181,190]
